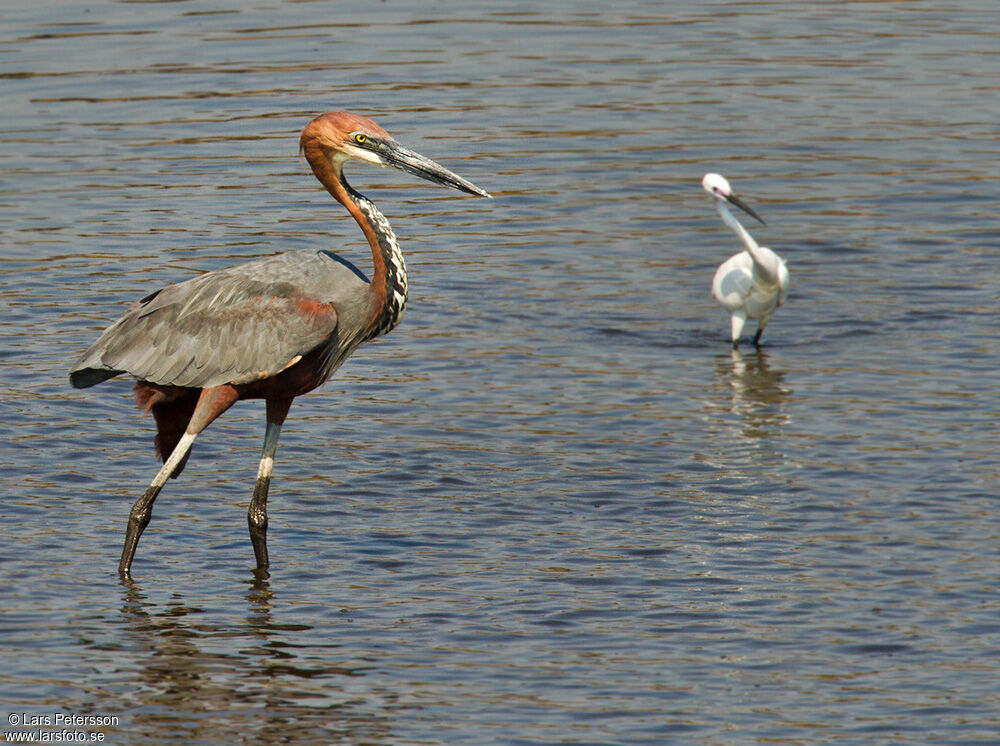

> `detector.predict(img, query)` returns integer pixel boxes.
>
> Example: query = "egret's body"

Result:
[703,173,788,347]
[70,111,490,578]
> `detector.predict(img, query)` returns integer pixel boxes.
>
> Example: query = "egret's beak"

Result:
[379,140,492,198]
[723,191,765,225]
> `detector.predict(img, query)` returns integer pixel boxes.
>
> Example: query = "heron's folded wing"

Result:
[71,270,339,389]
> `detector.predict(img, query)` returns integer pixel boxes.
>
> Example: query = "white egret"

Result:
[702,173,788,348]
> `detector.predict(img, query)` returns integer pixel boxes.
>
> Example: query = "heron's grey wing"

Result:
[71,251,362,389]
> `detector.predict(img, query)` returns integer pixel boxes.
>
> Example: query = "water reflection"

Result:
[118,579,390,744]
[714,348,792,440]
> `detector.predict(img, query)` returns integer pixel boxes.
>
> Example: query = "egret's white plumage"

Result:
[703,173,788,347]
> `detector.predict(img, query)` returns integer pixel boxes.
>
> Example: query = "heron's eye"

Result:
[353,133,368,145]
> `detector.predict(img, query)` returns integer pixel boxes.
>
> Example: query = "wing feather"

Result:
[70,251,356,389]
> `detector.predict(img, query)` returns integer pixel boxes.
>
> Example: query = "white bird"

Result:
[703,173,789,348]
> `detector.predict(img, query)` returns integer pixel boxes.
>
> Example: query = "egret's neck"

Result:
[715,201,779,283]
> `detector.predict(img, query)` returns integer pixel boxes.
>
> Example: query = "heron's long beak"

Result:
[381,141,492,198]
[724,192,765,225]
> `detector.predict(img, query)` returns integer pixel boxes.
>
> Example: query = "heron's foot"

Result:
[248,472,272,572]
[249,531,269,570]
[248,515,269,571]
[118,485,160,578]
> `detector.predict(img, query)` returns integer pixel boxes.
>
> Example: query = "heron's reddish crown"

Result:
[300,111,391,152]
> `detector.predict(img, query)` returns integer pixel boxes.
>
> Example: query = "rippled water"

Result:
[2,1,999,743]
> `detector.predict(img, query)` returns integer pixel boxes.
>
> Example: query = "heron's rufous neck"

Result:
[301,140,407,338]
[303,141,389,279]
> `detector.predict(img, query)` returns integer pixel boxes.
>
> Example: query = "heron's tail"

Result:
[70,367,120,389]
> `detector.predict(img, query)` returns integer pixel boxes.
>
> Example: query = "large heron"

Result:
[71,111,491,578]
[702,173,788,347]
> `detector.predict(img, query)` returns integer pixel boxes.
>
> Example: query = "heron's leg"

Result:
[119,385,239,578]
[248,397,292,572]
[119,431,198,576]
[730,312,747,348]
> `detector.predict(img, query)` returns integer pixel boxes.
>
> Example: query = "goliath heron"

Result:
[71,111,491,577]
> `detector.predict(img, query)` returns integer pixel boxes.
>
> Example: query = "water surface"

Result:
[2,1,999,743]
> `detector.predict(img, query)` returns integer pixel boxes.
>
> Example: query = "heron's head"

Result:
[300,111,491,198]
[701,172,765,225]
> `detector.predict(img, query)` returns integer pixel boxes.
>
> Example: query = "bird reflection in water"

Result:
[714,348,791,441]
[117,579,386,744]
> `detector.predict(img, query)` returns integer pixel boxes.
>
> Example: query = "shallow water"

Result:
[2,1,999,743]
